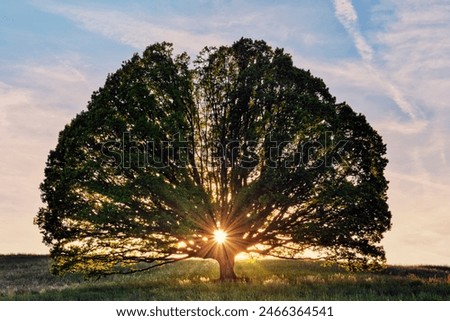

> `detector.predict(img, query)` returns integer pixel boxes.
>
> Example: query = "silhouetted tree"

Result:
[35,39,391,280]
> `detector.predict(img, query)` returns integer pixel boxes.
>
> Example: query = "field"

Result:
[1,254,449,300]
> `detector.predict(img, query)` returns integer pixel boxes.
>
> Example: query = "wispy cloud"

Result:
[376,0,450,170]
[332,0,422,121]
[34,1,336,58]
[377,0,450,110]
[34,2,225,55]
[332,0,373,61]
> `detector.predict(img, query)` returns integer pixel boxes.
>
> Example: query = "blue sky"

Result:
[1,0,449,265]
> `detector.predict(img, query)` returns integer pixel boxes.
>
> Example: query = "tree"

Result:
[35,38,391,281]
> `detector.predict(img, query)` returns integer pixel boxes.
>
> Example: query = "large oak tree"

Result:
[35,39,391,280]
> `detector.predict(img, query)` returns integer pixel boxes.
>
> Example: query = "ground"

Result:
[0,255,449,300]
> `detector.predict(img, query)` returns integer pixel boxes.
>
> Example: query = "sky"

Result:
[0,0,449,266]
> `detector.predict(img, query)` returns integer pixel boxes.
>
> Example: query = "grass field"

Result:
[0,254,449,300]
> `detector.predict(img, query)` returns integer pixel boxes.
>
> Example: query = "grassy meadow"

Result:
[0,254,449,301]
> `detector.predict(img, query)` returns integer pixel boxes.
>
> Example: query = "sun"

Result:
[213,229,228,244]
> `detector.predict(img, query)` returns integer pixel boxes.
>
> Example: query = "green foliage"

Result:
[1,256,449,301]
[35,38,391,277]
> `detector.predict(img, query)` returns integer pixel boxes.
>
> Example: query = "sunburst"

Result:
[213,229,228,244]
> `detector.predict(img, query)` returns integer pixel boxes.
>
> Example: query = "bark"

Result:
[217,251,237,281]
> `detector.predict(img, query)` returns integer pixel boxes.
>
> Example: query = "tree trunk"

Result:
[217,252,237,281]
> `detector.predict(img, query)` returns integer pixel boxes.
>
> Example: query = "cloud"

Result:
[387,171,450,195]
[332,0,373,61]
[377,119,428,135]
[331,0,425,122]
[33,2,232,55]
[333,0,358,25]
[376,1,450,110]
[374,0,450,172]
[0,82,62,140]
[29,63,86,84]
[34,0,336,59]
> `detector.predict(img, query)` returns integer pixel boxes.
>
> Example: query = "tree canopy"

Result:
[35,38,391,280]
